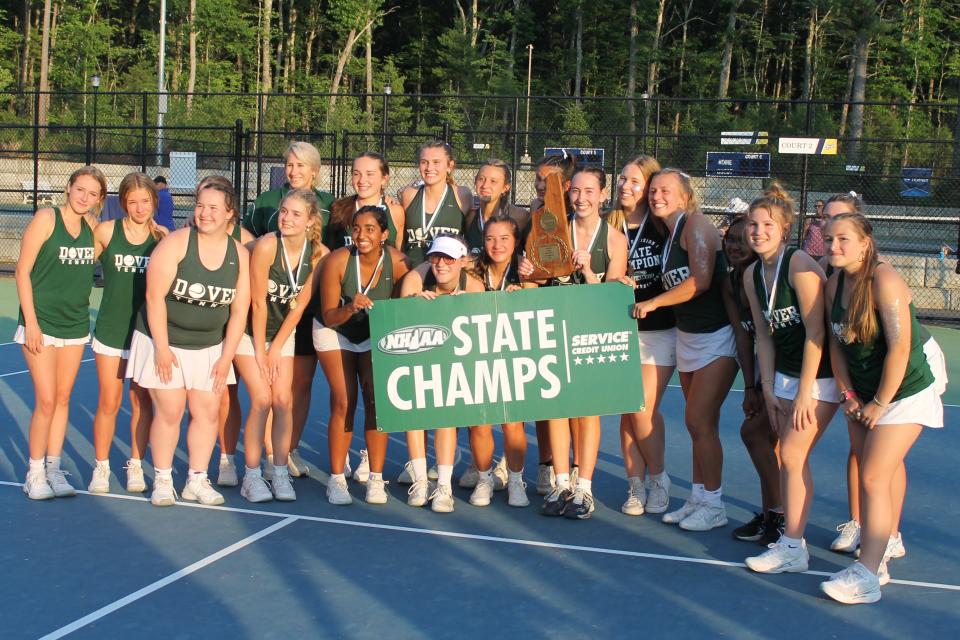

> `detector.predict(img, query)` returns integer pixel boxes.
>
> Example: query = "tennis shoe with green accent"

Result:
[745,539,809,573]
[820,562,881,604]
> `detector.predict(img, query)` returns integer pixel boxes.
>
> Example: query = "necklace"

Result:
[279,235,307,311]
[759,247,788,335]
[355,248,386,298]
[660,213,686,269]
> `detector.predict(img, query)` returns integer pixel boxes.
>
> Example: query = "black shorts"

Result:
[294,313,316,356]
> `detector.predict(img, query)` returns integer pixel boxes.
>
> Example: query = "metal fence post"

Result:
[797,97,813,247]
[233,119,243,201]
[140,92,148,173]
[32,90,40,209]
[256,92,264,199]
[442,121,451,144]
[654,98,661,158]
[511,97,521,206]
[85,126,92,166]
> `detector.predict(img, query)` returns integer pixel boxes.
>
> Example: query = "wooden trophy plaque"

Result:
[524,173,573,280]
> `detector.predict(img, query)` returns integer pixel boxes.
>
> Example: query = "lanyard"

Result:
[660,213,685,268]
[759,247,787,334]
[421,185,449,236]
[355,248,386,296]
[572,218,602,254]
[279,235,307,297]
[622,212,649,259]
[486,264,511,291]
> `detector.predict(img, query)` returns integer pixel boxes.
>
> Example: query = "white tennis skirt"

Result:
[773,371,841,403]
[312,319,370,353]
[127,330,236,392]
[14,325,88,348]
[923,337,948,396]
[638,328,677,367]
[876,383,943,429]
[235,332,295,358]
[91,337,130,359]
[676,325,736,373]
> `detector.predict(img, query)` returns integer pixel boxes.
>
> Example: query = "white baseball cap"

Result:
[427,235,467,259]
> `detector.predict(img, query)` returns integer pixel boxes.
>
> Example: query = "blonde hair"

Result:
[284,141,323,188]
[828,213,880,344]
[748,180,796,238]
[65,166,108,220]
[651,168,700,214]
[118,172,164,241]
[281,188,325,263]
[606,155,662,230]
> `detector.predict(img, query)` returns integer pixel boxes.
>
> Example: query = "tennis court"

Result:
[0,278,957,639]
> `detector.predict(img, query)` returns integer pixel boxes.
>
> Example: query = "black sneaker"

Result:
[732,512,766,541]
[564,488,595,520]
[760,510,785,546]
[541,487,572,517]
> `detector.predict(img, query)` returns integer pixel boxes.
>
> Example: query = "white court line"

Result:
[667,384,960,409]
[38,516,297,640]
[0,341,19,346]
[0,357,94,378]
[2,480,957,593]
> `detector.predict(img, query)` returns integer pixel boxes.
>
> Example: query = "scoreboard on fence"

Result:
[705,151,771,178]
[543,147,605,169]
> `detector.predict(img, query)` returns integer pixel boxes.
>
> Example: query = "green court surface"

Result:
[0,276,957,639]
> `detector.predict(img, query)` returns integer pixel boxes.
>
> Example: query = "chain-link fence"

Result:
[0,91,957,318]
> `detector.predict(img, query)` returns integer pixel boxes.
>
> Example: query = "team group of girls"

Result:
[15,140,946,606]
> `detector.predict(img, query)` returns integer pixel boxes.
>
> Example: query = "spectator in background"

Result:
[801,199,826,257]
[153,176,177,232]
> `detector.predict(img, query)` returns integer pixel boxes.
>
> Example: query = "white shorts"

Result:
[312,319,370,353]
[773,371,841,403]
[126,330,236,392]
[14,325,89,348]
[638,328,677,367]
[876,384,943,429]
[676,325,736,373]
[923,337,948,396]
[91,337,130,359]
[235,332,295,358]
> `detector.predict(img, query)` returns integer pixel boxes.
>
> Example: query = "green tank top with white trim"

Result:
[403,186,465,265]
[136,227,239,349]
[752,248,832,378]
[18,207,95,339]
[334,247,395,344]
[831,269,933,401]
[94,221,158,350]
[550,218,610,286]
[248,232,313,342]
[660,215,730,333]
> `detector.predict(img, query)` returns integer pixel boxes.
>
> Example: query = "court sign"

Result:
[901,167,932,197]
[720,131,769,145]
[370,284,644,432]
[706,152,771,178]
[778,137,838,155]
[544,147,605,168]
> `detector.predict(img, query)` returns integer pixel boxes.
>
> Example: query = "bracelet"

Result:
[840,389,859,402]
[871,397,889,409]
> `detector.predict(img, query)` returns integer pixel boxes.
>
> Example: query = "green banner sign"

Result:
[370,283,645,432]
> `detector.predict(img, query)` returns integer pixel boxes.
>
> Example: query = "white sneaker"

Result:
[183,475,225,505]
[878,558,890,586]
[125,460,147,493]
[820,562,882,604]
[679,504,728,531]
[644,475,671,514]
[885,534,906,559]
[407,478,430,507]
[23,469,54,500]
[46,468,77,497]
[240,473,273,503]
[536,463,555,495]
[88,465,110,494]
[570,466,579,489]
[271,469,296,501]
[507,476,529,507]
[662,498,699,524]
[830,519,860,552]
[492,457,509,491]
[365,477,388,504]
[216,457,238,487]
[621,480,646,516]
[458,464,479,489]
[431,483,455,513]
[326,475,352,505]
[469,476,495,507]
[428,464,439,481]
[151,475,176,506]
[397,461,415,485]
[344,453,353,479]
[745,539,809,573]
[354,450,370,484]
[288,449,310,477]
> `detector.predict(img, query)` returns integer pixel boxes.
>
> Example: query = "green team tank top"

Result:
[334,247,395,344]
[752,248,831,378]
[403,186,465,265]
[18,207,95,339]
[136,227,239,349]
[551,218,610,286]
[94,221,158,350]
[230,223,242,241]
[482,259,521,291]
[660,214,730,333]
[831,269,933,401]
[729,268,755,337]
[328,197,398,250]
[248,233,313,342]
[244,185,334,239]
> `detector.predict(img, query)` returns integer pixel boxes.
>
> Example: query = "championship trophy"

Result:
[524,172,573,280]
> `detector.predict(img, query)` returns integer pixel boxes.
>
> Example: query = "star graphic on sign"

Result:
[586,356,595,364]
[598,355,607,363]
[574,357,583,365]
[608,357,618,366]
[620,353,630,362]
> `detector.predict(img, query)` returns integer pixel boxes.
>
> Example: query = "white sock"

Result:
[45,455,61,470]
[577,477,593,494]
[555,473,571,489]
[508,470,524,482]
[691,483,705,502]
[330,472,345,483]
[128,458,142,466]
[155,467,173,479]
[702,487,723,507]
[412,458,428,481]
[478,468,493,482]
[650,470,669,484]
[273,464,289,477]
[188,469,206,480]
[437,464,453,486]
[780,535,802,548]
[96,459,110,469]
[245,466,261,478]
[369,472,383,482]
[29,458,45,472]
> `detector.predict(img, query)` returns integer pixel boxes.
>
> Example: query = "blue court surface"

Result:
[0,279,958,638]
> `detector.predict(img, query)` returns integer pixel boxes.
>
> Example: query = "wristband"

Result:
[840,389,858,402]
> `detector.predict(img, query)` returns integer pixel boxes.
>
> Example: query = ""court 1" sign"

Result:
[370,284,644,431]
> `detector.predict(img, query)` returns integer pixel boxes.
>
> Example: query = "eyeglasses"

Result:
[428,254,458,265]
